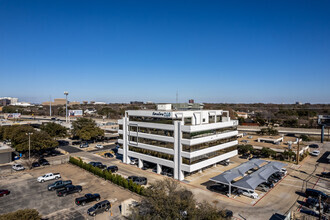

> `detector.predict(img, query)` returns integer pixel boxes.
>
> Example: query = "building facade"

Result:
[118,104,238,180]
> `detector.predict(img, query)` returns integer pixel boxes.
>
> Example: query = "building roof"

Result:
[209,159,266,185]
[231,161,286,191]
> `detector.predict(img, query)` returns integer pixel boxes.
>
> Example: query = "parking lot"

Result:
[0,163,140,219]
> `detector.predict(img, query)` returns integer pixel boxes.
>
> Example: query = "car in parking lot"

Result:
[38,173,61,183]
[309,144,319,148]
[12,164,25,171]
[95,144,103,149]
[107,166,118,173]
[39,158,50,166]
[280,168,287,175]
[32,162,40,168]
[87,200,111,217]
[310,150,320,156]
[75,193,100,206]
[219,160,229,166]
[237,189,258,199]
[104,153,114,158]
[305,188,328,201]
[80,143,89,148]
[256,183,270,192]
[0,190,10,197]
[161,168,174,177]
[207,184,229,193]
[89,162,107,169]
[127,176,148,185]
[56,185,82,197]
[130,158,138,165]
[48,180,72,191]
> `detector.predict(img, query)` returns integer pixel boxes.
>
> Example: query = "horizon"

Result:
[1,0,330,104]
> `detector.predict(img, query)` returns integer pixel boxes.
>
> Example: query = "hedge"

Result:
[69,157,145,196]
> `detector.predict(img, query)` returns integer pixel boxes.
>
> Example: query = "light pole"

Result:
[64,91,69,123]
[26,132,33,161]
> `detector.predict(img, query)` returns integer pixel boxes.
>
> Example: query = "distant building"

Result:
[171,103,204,110]
[235,111,248,119]
[0,99,10,106]
[0,97,18,105]
[146,101,154,104]
[94,102,106,105]
[130,101,144,105]
[70,101,80,105]
[90,101,95,104]
[295,102,303,105]
[82,101,88,105]
[42,98,79,106]
[11,102,32,107]
[188,99,194,104]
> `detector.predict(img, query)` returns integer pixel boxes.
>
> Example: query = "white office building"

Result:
[118,104,238,180]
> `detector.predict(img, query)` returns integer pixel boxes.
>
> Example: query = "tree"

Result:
[0,209,41,220]
[237,145,253,154]
[5,125,58,153]
[40,122,67,138]
[129,179,225,220]
[72,118,104,141]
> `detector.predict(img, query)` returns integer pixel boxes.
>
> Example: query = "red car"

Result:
[0,190,10,197]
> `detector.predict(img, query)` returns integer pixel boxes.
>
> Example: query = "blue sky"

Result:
[0,0,329,104]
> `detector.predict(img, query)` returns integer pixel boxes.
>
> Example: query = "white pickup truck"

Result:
[37,173,61,183]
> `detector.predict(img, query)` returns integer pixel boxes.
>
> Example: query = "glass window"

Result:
[182,136,237,152]
[184,117,192,125]
[129,146,174,161]
[182,126,237,139]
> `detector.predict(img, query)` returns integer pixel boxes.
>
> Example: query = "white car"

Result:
[130,158,138,165]
[12,164,25,171]
[237,189,258,199]
[280,168,287,175]
[310,150,320,156]
[95,144,104,149]
[37,173,61,183]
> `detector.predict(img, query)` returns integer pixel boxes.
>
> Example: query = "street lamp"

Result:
[64,91,69,123]
[26,132,33,161]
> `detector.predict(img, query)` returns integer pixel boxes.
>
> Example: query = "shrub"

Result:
[0,209,41,220]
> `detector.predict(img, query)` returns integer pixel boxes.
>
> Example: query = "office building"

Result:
[0,97,18,105]
[118,104,238,180]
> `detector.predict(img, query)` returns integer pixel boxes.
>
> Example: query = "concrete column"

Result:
[123,115,129,164]
[179,170,184,181]
[157,164,162,174]
[174,121,182,180]
[138,159,143,169]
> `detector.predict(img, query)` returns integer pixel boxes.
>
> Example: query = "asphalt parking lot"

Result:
[0,163,140,219]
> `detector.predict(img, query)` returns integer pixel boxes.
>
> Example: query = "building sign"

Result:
[5,113,21,119]
[69,110,83,117]
[152,112,171,118]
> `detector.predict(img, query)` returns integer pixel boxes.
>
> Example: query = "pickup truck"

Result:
[48,180,72,191]
[56,185,82,197]
[37,173,61,183]
[75,193,100,206]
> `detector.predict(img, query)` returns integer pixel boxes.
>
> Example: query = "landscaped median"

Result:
[69,156,146,196]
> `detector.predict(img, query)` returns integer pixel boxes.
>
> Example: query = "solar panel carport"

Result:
[232,161,286,191]
[210,159,266,195]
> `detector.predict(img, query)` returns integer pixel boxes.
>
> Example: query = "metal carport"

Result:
[232,161,286,191]
[210,159,266,195]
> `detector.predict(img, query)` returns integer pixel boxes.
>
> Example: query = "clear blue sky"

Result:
[0,0,329,104]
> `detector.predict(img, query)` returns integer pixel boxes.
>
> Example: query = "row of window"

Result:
[182,126,237,139]
[182,136,237,152]
[182,146,237,165]
[129,146,174,161]
[129,126,174,137]
[128,136,174,149]
[129,116,179,124]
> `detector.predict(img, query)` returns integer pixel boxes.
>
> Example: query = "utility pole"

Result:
[64,91,69,123]
[296,139,300,165]
[26,132,33,161]
[49,95,52,117]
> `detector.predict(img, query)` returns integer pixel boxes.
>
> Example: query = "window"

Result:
[182,126,237,139]
[184,117,192,125]
[129,116,174,124]
[129,146,174,161]
[182,136,237,152]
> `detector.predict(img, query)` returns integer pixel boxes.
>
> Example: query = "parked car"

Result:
[39,158,50,166]
[280,168,287,175]
[56,185,82,197]
[161,168,174,177]
[305,188,328,201]
[321,172,330,178]
[80,143,89,148]
[219,160,229,166]
[256,184,270,192]
[127,176,148,185]
[107,166,118,173]
[264,181,275,188]
[0,189,10,197]
[75,193,100,206]
[130,158,138,165]
[95,144,103,149]
[310,150,320,156]
[48,180,72,191]
[237,189,258,199]
[207,184,229,193]
[309,144,319,148]
[240,154,250,159]
[37,173,61,183]
[268,175,280,183]
[89,162,107,169]
[104,153,114,158]
[72,141,81,145]
[12,164,25,171]
[32,162,40,168]
[87,200,111,217]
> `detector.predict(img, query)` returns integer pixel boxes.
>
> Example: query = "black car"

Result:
[56,185,82,197]
[32,162,40,167]
[89,162,107,169]
[263,181,274,188]
[309,144,319,148]
[75,193,100,206]
[39,158,50,166]
[219,160,229,166]
[207,184,229,193]
[107,166,118,173]
[48,180,72,191]
[321,172,330,178]
[127,176,148,185]
[87,200,111,216]
[161,168,174,177]
[104,153,114,158]
[305,188,328,201]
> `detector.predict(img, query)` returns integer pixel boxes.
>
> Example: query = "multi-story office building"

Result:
[118,104,238,180]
